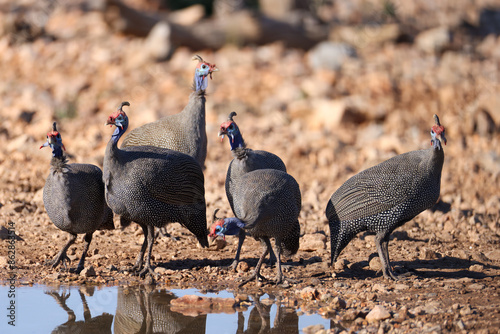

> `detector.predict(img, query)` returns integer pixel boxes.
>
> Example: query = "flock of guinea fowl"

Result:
[40,55,447,286]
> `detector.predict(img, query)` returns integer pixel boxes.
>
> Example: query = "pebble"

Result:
[302,324,325,334]
[80,266,96,277]
[237,261,250,273]
[369,257,382,271]
[365,305,391,322]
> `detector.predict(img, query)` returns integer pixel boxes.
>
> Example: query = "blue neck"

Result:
[111,124,127,145]
[222,217,246,235]
[229,130,245,151]
[195,75,208,91]
[51,145,64,158]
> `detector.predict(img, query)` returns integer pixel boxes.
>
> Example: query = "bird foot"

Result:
[238,272,267,288]
[276,276,299,285]
[383,268,402,281]
[46,253,71,270]
[227,260,239,272]
[138,265,159,279]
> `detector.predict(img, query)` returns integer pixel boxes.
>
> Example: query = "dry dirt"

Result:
[1,1,500,333]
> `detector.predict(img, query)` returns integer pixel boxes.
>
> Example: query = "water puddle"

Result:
[0,285,332,333]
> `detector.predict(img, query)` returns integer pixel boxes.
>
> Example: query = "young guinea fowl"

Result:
[103,102,208,277]
[41,122,114,274]
[209,169,301,286]
[326,114,447,280]
[120,55,218,168]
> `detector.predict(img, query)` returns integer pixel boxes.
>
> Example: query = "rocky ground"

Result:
[1,0,500,333]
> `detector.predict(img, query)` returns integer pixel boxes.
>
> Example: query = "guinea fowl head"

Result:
[208,209,245,240]
[218,111,244,150]
[192,55,218,91]
[40,122,65,156]
[430,114,447,150]
[106,102,130,141]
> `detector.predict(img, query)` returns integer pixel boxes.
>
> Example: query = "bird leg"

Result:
[272,241,298,285]
[48,233,77,270]
[138,224,159,278]
[239,238,271,287]
[376,232,399,280]
[44,290,76,323]
[229,229,246,271]
[130,223,149,273]
[156,226,179,241]
[75,232,93,274]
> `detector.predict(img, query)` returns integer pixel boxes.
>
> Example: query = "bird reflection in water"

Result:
[45,287,113,334]
[114,285,207,334]
[237,295,299,334]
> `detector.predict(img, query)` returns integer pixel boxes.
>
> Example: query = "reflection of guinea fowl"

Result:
[237,296,298,334]
[45,288,113,334]
[114,286,207,334]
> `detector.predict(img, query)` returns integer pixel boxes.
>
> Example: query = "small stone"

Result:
[108,265,118,271]
[80,266,96,277]
[334,258,349,270]
[300,287,320,301]
[299,233,327,251]
[365,305,391,322]
[486,249,500,261]
[394,283,409,291]
[46,272,61,280]
[456,319,466,330]
[420,248,440,260]
[394,306,409,321]
[468,264,484,272]
[460,305,474,316]
[236,261,250,273]
[342,309,359,321]
[214,238,227,250]
[330,296,347,309]
[0,256,8,267]
[154,267,167,274]
[415,26,451,53]
[302,324,325,334]
[369,256,382,271]
[424,301,441,315]
[372,283,388,293]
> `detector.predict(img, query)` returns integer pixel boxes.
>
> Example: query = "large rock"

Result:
[415,26,451,53]
[307,41,356,71]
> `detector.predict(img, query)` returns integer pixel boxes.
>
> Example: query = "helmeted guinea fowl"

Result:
[209,168,301,286]
[218,111,287,268]
[326,114,447,280]
[103,102,208,277]
[40,122,114,274]
[120,55,218,168]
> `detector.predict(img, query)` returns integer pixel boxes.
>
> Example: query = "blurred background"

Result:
[0,0,499,242]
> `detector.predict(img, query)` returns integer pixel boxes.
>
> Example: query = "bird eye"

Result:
[228,124,234,130]
[201,64,208,69]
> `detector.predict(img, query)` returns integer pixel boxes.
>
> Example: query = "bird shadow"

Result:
[331,255,500,281]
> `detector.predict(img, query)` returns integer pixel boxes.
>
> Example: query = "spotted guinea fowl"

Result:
[120,55,218,168]
[218,111,287,268]
[41,122,114,274]
[326,114,447,280]
[209,168,301,286]
[103,102,208,277]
